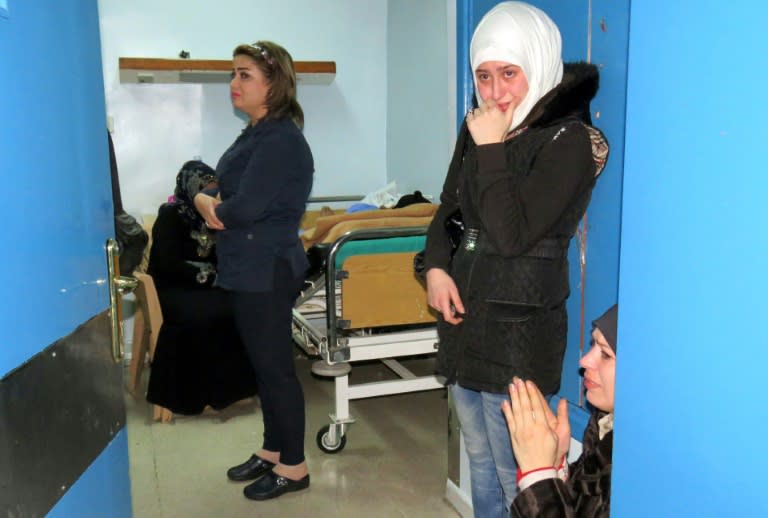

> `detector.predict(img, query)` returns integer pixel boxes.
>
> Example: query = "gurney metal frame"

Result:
[292,226,443,453]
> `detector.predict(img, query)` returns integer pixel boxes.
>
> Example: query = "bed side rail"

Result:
[324,226,431,362]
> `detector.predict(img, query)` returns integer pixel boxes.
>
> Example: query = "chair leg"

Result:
[128,308,148,395]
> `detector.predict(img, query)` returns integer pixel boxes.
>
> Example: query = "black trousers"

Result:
[228,258,305,465]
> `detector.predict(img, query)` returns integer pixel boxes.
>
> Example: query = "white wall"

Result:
[386,0,455,199]
[99,0,453,217]
[99,0,389,216]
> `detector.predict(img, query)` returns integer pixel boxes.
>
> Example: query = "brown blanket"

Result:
[300,203,438,249]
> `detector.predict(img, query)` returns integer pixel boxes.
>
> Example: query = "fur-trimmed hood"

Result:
[521,62,600,129]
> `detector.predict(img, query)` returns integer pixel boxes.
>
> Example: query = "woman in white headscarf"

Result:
[422,2,608,516]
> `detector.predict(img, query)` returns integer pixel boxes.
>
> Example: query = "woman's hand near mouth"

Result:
[466,98,516,145]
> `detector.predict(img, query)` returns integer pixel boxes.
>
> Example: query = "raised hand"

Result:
[532,384,570,465]
[502,378,559,472]
[465,98,515,146]
[193,193,225,230]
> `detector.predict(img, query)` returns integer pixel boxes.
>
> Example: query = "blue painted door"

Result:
[614,2,768,515]
[456,0,629,433]
[0,1,132,516]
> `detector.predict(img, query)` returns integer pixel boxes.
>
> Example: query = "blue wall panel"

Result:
[47,431,132,518]
[455,0,475,121]
[523,0,588,62]
[558,0,629,412]
[0,0,113,375]
[614,1,768,515]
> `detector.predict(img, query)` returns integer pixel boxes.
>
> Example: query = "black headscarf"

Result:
[173,160,216,225]
[592,304,618,352]
[172,160,217,258]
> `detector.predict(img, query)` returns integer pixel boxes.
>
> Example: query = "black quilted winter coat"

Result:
[424,63,609,394]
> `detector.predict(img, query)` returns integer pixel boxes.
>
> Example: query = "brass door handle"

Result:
[106,238,137,363]
[114,275,138,293]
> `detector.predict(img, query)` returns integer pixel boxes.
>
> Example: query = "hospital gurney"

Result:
[292,225,442,453]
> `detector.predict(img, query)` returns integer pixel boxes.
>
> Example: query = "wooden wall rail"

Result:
[118,57,336,85]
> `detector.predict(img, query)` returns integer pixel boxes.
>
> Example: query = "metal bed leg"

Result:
[316,372,355,454]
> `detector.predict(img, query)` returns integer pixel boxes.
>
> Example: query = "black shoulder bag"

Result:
[115,212,149,275]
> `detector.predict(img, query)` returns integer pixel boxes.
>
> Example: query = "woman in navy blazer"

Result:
[194,40,313,501]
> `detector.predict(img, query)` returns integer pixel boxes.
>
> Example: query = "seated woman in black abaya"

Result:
[146,160,257,416]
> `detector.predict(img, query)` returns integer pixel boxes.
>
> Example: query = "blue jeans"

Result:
[451,384,518,518]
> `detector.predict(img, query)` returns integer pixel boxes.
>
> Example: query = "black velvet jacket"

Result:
[424,63,608,394]
[213,117,314,292]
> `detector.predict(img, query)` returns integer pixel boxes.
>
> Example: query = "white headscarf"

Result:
[470,1,563,131]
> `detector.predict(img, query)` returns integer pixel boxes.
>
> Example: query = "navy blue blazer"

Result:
[212,117,314,292]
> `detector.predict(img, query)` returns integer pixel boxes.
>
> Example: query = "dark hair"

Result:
[233,40,304,129]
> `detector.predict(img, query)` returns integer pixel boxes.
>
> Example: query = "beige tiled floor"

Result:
[125,353,461,517]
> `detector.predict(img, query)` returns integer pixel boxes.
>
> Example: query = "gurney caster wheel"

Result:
[316,424,346,454]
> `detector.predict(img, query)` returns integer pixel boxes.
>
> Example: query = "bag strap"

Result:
[108,130,124,215]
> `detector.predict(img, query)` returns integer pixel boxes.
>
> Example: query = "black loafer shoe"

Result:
[227,455,276,482]
[243,471,310,500]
